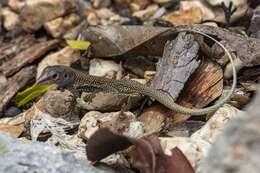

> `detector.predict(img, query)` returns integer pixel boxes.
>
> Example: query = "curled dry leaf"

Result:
[86,128,195,173]
[81,25,175,57]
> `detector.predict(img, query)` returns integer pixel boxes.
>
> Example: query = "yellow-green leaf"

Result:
[13,84,51,107]
[66,40,91,50]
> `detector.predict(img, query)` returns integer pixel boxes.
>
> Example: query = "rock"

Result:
[164,120,205,137]
[0,5,2,34]
[160,105,240,170]
[85,10,100,26]
[92,0,111,8]
[44,13,80,38]
[42,90,75,118]
[198,87,260,173]
[248,6,260,38]
[85,8,127,26]
[8,0,25,12]
[79,111,144,140]
[2,7,21,32]
[96,8,116,21]
[161,7,203,26]
[0,132,114,173]
[20,0,78,31]
[78,0,92,15]
[133,4,159,20]
[206,0,247,6]
[180,1,215,21]
[89,58,122,79]
[78,91,142,112]
[4,106,21,117]
[37,47,80,78]
[0,0,8,5]
[138,105,166,135]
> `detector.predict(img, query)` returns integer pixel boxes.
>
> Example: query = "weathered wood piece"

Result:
[173,59,223,121]
[177,24,260,67]
[0,39,59,77]
[0,35,36,65]
[0,66,36,114]
[150,32,200,100]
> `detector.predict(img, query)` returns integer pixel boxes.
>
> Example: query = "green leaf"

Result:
[66,40,91,50]
[13,84,51,107]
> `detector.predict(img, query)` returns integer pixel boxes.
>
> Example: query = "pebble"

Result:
[4,106,21,117]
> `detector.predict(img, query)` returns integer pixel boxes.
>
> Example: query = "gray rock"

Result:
[4,106,21,117]
[200,86,260,173]
[248,5,260,38]
[0,132,114,173]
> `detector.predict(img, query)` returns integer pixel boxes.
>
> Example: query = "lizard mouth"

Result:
[36,74,50,85]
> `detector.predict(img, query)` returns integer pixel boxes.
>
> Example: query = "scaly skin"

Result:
[37,29,237,115]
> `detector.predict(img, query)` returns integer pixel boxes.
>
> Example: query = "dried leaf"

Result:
[81,25,174,57]
[86,128,195,173]
[86,128,132,162]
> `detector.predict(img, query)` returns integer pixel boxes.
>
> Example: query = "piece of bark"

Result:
[0,39,59,77]
[0,66,36,113]
[0,35,36,65]
[150,32,200,100]
[173,59,223,121]
[177,24,260,67]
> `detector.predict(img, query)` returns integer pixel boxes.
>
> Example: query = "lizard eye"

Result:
[52,73,58,80]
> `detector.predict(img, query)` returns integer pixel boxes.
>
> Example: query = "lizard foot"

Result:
[221,1,237,27]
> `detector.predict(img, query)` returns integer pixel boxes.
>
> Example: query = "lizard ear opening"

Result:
[64,73,68,79]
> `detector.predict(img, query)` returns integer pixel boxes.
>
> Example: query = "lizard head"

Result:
[36,65,74,87]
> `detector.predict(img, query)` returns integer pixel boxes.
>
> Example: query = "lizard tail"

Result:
[146,29,237,115]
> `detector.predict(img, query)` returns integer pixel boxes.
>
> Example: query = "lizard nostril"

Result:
[52,74,58,80]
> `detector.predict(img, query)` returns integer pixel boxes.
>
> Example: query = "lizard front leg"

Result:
[64,86,81,115]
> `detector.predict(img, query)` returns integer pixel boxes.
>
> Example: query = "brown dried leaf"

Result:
[86,128,132,162]
[130,136,195,173]
[86,128,195,173]
[82,25,174,57]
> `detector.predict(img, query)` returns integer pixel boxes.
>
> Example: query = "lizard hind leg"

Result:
[156,89,175,102]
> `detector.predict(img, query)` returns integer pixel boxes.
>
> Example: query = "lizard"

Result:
[36,29,237,116]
